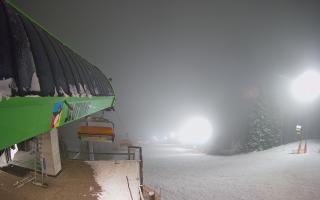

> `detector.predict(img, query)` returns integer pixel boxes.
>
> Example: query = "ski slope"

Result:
[143,141,320,200]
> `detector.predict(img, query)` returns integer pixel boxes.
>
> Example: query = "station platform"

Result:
[0,160,141,200]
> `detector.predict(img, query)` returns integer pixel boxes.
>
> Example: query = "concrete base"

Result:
[8,129,62,176]
[39,128,62,176]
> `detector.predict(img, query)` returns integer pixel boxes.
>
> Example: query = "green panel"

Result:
[0,96,115,150]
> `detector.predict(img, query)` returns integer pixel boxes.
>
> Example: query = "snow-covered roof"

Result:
[0,1,113,98]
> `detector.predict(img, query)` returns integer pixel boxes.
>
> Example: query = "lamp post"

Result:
[290,70,320,153]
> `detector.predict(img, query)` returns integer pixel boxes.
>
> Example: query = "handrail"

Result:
[67,150,134,155]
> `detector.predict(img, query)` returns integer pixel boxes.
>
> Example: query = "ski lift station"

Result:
[0,1,146,199]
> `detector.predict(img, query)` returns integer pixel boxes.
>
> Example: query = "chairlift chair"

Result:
[78,116,115,143]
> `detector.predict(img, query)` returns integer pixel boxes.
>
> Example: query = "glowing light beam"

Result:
[177,117,213,145]
[291,70,320,103]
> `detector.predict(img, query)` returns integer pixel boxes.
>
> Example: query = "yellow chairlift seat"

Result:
[77,116,115,142]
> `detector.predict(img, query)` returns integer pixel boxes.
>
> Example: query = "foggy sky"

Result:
[12,0,320,143]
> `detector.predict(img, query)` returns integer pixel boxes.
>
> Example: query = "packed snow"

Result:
[143,141,320,200]
[87,160,141,200]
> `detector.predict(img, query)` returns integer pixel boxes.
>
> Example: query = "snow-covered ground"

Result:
[87,160,141,200]
[143,141,320,200]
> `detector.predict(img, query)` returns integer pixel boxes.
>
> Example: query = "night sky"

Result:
[11,0,320,145]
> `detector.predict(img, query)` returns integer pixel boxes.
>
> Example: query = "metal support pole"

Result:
[88,141,94,161]
[139,147,143,186]
[128,148,131,160]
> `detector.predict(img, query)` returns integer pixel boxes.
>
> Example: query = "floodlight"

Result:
[291,70,320,103]
[177,117,213,145]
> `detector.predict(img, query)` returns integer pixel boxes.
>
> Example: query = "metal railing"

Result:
[128,146,143,186]
[66,150,135,160]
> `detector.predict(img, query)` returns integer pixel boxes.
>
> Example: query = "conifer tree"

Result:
[246,94,281,152]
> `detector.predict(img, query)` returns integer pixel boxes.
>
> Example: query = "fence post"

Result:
[139,146,143,186]
[128,148,131,160]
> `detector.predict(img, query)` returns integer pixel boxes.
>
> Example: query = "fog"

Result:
[12,0,320,151]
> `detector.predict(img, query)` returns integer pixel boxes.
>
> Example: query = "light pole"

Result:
[290,70,320,153]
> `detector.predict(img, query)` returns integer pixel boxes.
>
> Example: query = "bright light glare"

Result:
[177,117,213,145]
[291,70,320,103]
[169,131,176,139]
